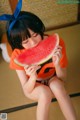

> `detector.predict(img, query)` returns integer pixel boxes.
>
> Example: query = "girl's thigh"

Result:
[24,82,54,101]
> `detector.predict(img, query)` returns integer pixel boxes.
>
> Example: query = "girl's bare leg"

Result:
[36,88,52,120]
[23,83,53,120]
[49,77,77,120]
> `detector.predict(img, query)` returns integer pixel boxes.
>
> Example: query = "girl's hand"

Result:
[24,65,41,79]
[52,45,62,66]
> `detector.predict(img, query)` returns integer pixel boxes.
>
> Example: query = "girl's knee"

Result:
[49,76,65,92]
[39,86,53,104]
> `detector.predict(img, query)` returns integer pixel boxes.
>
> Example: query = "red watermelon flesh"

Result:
[14,33,59,66]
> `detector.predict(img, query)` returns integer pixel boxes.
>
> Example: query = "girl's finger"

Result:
[25,65,36,71]
[54,49,62,54]
[55,45,62,49]
[25,65,41,73]
[54,46,62,52]
[24,65,29,69]
[28,66,41,74]
[53,52,62,59]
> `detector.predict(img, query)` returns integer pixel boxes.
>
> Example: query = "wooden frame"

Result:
[78,2,80,22]
[9,0,18,13]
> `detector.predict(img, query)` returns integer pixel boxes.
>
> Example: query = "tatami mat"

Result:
[0,24,80,111]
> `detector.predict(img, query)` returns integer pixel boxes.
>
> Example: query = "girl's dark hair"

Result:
[7,11,45,50]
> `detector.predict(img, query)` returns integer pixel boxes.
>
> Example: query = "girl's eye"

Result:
[22,40,28,44]
[32,33,38,37]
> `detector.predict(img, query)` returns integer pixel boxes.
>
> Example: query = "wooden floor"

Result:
[0,24,80,120]
[7,97,80,120]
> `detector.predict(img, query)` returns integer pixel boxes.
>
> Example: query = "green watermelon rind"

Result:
[14,33,59,67]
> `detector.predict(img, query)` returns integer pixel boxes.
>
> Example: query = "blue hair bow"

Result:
[0,0,22,35]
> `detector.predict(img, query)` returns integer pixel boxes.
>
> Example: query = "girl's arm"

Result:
[52,45,67,81]
[55,64,67,81]
[16,65,41,94]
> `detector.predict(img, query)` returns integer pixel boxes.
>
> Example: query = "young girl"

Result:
[0,0,77,117]
[5,11,77,120]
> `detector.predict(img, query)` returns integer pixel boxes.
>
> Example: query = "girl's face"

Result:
[22,29,42,49]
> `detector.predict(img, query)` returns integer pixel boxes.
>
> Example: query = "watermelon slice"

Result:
[14,33,59,66]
